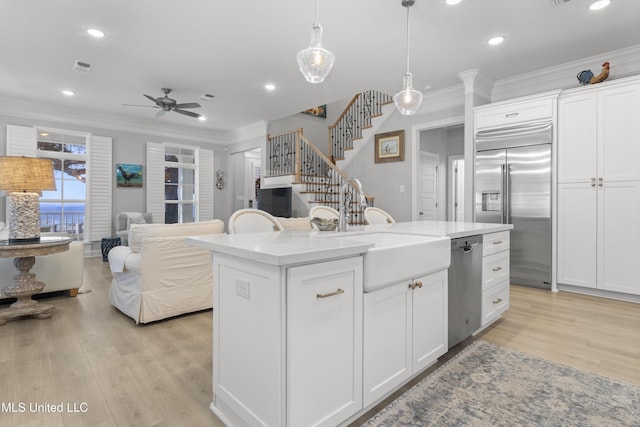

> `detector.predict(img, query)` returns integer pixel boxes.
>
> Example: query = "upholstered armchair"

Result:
[114,212,152,245]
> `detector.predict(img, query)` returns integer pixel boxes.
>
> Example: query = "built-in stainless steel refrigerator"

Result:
[475,121,552,289]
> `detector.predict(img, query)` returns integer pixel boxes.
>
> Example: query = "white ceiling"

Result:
[0,0,638,136]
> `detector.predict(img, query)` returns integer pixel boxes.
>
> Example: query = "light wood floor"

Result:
[1,258,639,426]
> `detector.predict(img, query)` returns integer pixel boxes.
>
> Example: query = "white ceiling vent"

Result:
[199,93,215,101]
[72,60,93,72]
[553,0,571,5]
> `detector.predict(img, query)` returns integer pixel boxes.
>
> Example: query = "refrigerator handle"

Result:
[505,163,511,223]
[501,164,507,224]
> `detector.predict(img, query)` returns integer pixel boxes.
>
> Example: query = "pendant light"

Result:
[297,0,335,83]
[393,0,423,115]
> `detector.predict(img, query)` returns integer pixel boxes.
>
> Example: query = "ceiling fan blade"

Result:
[122,103,159,108]
[143,94,159,105]
[174,109,201,118]
[155,109,167,118]
[175,102,201,109]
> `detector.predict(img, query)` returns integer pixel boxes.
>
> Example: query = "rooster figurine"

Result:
[577,61,610,85]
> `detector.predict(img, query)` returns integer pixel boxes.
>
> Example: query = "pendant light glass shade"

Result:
[394,0,423,115]
[393,72,423,115]
[297,23,335,83]
[297,1,335,83]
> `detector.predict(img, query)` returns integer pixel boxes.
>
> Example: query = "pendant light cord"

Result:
[405,4,411,74]
[314,0,320,24]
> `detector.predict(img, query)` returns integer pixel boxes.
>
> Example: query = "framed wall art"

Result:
[374,130,405,163]
[116,163,143,188]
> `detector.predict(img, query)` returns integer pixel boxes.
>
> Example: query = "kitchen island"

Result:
[187,220,512,427]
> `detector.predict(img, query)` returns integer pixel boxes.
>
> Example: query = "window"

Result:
[37,130,87,241]
[164,145,197,224]
[146,142,213,224]
[6,124,113,242]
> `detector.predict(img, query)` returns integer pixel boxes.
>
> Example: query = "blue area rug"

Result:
[363,340,640,427]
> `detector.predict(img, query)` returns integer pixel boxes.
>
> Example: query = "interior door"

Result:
[419,152,438,221]
[244,155,261,209]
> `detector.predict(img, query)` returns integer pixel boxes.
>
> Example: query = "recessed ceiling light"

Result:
[198,116,207,121]
[589,0,610,10]
[40,132,49,137]
[265,83,276,91]
[445,0,462,5]
[62,90,75,96]
[87,28,105,38]
[488,36,505,46]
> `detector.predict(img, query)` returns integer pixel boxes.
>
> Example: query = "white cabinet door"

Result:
[287,257,363,427]
[598,181,640,295]
[411,270,448,373]
[362,270,448,408]
[557,183,597,288]
[598,84,640,182]
[558,94,598,184]
[363,282,412,407]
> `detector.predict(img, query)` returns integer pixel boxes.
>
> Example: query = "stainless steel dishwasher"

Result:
[448,235,483,348]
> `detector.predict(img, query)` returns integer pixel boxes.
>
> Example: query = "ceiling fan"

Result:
[124,88,202,119]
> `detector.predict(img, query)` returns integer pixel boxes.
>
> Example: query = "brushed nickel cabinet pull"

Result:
[317,288,345,299]
[493,298,503,304]
[505,112,519,118]
[493,240,503,245]
[492,266,503,272]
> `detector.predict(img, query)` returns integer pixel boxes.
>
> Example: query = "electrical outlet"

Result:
[400,185,405,193]
[235,279,250,299]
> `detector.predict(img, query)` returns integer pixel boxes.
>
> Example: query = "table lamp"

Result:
[0,156,56,243]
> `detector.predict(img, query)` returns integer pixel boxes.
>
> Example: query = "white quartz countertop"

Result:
[187,220,512,266]
[187,230,375,266]
[361,220,514,238]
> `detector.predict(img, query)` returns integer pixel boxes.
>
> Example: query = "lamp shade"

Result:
[393,72,423,115]
[297,23,335,84]
[0,156,56,193]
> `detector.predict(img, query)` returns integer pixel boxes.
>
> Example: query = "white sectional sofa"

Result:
[0,232,84,300]
[107,219,224,324]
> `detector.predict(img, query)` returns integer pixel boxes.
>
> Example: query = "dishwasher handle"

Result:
[462,245,475,253]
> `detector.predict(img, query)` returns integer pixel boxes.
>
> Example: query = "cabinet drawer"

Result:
[482,280,510,326]
[475,98,553,130]
[482,251,510,291]
[483,231,510,256]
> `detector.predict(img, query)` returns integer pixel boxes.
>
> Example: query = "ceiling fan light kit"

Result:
[394,0,423,115]
[297,0,335,83]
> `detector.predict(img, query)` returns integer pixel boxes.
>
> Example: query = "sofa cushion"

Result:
[128,219,224,252]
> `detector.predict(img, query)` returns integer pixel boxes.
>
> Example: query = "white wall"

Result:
[267,96,351,157]
[0,114,230,234]
[343,113,414,222]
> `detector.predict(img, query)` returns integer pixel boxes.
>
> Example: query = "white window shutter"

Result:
[146,142,165,223]
[198,148,214,221]
[6,125,37,156]
[87,135,112,241]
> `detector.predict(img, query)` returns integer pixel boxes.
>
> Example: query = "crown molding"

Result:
[0,95,228,145]
[492,44,640,101]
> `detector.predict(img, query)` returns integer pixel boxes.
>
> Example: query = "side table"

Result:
[101,237,121,261]
[0,236,71,325]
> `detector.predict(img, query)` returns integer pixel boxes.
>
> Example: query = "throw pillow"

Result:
[128,215,147,228]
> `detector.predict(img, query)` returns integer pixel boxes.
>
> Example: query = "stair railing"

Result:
[328,89,393,163]
[266,129,374,224]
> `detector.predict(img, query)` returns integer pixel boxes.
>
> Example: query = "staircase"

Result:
[264,89,393,225]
